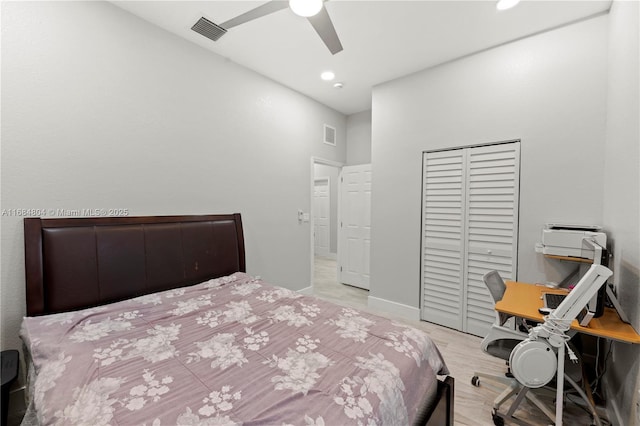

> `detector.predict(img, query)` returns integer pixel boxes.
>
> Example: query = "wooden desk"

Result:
[495,281,640,344]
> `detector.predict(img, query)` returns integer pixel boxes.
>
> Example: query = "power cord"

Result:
[565,341,578,363]
[590,340,613,399]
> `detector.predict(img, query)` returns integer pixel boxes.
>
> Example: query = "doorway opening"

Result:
[310,158,342,296]
[310,158,371,308]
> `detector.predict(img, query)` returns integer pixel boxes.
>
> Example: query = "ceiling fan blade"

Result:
[222,1,290,29]
[307,6,343,55]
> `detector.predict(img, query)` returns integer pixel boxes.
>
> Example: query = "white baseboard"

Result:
[367,296,420,321]
[297,286,313,295]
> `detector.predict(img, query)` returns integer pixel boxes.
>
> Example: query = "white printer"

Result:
[541,223,606,260]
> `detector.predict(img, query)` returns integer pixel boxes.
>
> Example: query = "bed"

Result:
[21,214,454,426]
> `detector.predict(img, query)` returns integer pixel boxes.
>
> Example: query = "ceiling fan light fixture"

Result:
[496,0,520,10]
[289,0,323,17]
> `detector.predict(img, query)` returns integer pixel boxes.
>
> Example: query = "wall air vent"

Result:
[324,124,336,146]
[191,17,227,42]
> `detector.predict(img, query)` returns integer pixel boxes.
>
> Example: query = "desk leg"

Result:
[555,344,565,426]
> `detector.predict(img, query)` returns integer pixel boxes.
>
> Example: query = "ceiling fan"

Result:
[191,0,343,55]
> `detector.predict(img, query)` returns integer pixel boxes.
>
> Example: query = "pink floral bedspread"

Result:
[20,273,448,426]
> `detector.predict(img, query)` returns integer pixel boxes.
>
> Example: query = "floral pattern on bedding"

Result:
[20,273,448,426]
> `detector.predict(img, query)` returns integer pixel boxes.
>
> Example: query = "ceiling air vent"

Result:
[324,124,336,146]
[191,17,227,42]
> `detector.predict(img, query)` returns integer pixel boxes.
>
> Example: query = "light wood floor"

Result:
[313,256,605,426]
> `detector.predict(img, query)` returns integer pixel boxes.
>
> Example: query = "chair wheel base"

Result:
[471,376,480,387]
[491,409,505,426]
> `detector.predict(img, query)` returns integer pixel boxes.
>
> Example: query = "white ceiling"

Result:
[112,0,611,115]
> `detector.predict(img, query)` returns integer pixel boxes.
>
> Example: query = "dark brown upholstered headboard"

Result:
[24,214,245,316]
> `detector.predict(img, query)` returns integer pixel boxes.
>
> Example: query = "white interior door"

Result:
[314,178,331,258]
[339,164,371,290]
[420,150,467,331]
[464,143,520,336]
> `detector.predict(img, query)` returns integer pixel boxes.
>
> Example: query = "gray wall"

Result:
[602,1,639,424]
[346,110,372,165]
[370,15,608,306]
[1,1,346,351]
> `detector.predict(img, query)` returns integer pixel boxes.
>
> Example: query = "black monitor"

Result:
[590,246,608,318]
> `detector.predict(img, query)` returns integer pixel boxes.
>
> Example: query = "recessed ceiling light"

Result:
[333,82,344,89]
[496,0,520,10]
[321,71,335,81]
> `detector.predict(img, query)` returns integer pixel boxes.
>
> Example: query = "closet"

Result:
[420,141,520,337]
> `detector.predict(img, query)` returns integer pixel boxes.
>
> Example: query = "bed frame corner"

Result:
[24,218,45,316]
[419,375,454,426]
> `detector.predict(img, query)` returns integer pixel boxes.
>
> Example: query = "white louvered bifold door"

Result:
[464,143,520,336]
[421,142,520,336]
[421,150,467,330]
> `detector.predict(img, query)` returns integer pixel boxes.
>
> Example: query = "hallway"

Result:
[312,256,368,309]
